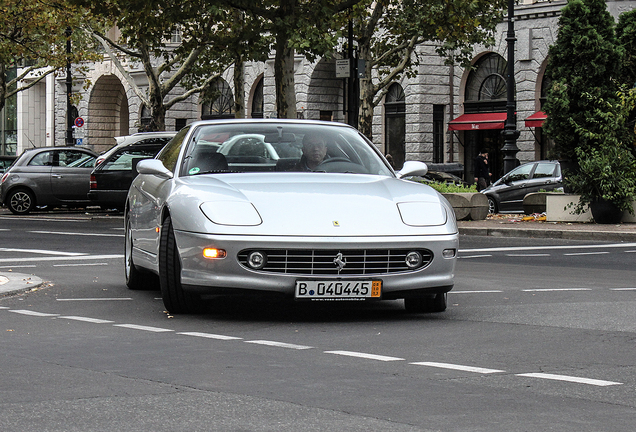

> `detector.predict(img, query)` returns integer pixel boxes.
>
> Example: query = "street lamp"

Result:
[65,27,74,146]
[501,0,520,174]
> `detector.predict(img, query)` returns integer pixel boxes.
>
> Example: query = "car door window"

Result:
[58,150,95,168]
[103,148,158,171]
[505,164,533,183]
[28,151,54,166]
[157,126,190,173]
[532,163,556,179]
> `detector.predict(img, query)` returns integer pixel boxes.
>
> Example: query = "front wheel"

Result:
[7,189,35,215]
[404,292,447,313]
[159,216,201,313]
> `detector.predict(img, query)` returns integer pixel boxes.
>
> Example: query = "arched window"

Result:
[251,78,263,118]
[465,53,510,112]
[201,79,235,119]
[140,104,151,128]
[384,83,406,170]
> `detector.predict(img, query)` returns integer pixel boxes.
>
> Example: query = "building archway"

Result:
[249,76,264,118]
[306,58,343,121]
[88,75,129,152]
[384,83,406,169]
[85,75,129,151]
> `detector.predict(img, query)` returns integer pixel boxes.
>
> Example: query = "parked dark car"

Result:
[0,155,17,174]
[481,160,562,214]
[1,147,97,215]
[89,134,175,210]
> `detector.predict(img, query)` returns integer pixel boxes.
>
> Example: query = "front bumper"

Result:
[173,230,458,299]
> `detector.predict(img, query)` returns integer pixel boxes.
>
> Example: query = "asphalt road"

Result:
[1,210,635,431]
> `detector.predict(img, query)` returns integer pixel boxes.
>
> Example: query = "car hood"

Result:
[169,173,455,237]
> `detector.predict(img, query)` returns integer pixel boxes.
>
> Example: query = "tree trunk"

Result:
[234,57,245,118]
[358,44,375,140]
[274,33,296,119]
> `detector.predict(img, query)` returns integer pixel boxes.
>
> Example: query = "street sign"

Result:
[76,138,83,146]
[74,117,84,128]
[336,59,350,78]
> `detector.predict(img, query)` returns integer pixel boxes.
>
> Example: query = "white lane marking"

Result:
[9,310,59,317]
[29,230,124,238]
[53,263,109,267]
[56,298,133,301]
[0,248,85,256]
[245,340,313,350]
[452,290,503,294]
[517,373,622,387]
[178,332,242,341]
[523,288,592,292]
[113,324,174,333]
[0,265,37,269]
[58,316,114,324]
[0,254,123,263]
[625,250,636,253]
[325,350,404,362]
[564,252,610,256]
[0,216,89,223]
[458,254,493,259]
[461,243,636,253]
[505,253,551,257]
[410,362,505,374]
[611,288,636,291]
[0,306,9,309]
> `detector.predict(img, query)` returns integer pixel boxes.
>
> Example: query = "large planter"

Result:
[442,193,488,221]
[589,199,624,224]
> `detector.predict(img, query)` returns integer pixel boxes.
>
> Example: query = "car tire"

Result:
[125,213,158,290]
[7,189,35,215]
[159,215,201,313]
[404,292,447,313]
[487,197,498,214]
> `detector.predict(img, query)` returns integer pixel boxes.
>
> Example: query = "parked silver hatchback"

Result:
[0,146,97,215]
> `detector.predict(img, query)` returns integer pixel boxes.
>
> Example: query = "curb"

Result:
[0,272,44,296]
[459,226,636,242]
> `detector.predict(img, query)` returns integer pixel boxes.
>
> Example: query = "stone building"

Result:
[9,0,636,182]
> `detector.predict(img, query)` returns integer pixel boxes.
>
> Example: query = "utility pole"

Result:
[347,18,358,129]
[65,27,74,146]
[501,0,520,174]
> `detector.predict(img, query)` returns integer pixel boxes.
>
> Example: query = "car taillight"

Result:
[90,174,97,189]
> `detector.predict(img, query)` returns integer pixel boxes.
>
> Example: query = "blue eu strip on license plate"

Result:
[295,280,382,300]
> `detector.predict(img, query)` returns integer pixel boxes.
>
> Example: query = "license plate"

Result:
[295,280,382,300]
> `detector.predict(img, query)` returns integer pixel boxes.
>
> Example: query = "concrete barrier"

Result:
[442,193,489,221]
[545,194,636,222]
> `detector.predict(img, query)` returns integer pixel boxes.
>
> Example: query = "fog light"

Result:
[203,248,227,259]
[405,251,423,269]
[442,248,456,259]
[247,251,267,269]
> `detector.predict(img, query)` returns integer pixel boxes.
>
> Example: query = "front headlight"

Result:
[200,201,262,226]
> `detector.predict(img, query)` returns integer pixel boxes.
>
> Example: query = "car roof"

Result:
[114,131,177,145]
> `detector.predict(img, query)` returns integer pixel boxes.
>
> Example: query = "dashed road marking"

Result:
[564,252,610,256]
[56,298,133,301]
[59,316,114,324]
[410,362,505,374]
[325,350,404,362]
[452,290,503,294]
[517,373,622,387]
[0,248,84,256]
[245,340,313,350]
[53,263,110,267]
[9,310,59,317]
[523,288,592,292]
[113,324,174,333]
[178,332,242,340]
[0,254,123,263]
[29,230,124,238]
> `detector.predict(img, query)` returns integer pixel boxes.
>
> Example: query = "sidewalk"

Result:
[2,215,635,298]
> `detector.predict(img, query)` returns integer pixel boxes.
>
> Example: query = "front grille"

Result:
[237,249,433,275]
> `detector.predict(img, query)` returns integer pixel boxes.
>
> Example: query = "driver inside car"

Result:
[295,133,328,171]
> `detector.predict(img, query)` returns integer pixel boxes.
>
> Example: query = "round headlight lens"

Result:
[405,251,423,269]
[247,251,267,270]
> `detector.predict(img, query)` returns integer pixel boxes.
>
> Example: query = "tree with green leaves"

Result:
[0,0,99,113]
[353,0,506,139]
[226,0,363,119]
[616,8,636,88]
[72,0,269,131]
[542,0,623,163]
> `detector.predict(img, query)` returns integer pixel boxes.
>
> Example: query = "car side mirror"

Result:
[136,159,173,179]
[396,161,428,178]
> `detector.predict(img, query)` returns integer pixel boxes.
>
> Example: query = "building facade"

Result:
[12,0,636,182]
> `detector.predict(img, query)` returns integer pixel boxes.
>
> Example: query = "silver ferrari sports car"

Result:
[125,119,458,314]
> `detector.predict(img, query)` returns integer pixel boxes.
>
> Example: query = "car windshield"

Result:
[180,123,393,177]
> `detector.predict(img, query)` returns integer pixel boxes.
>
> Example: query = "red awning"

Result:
[447,112,508,131]
[525,111,547,128]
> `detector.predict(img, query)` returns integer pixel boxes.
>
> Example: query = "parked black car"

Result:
[88,134,175,210]
[1,147,97,214]
[481,160,562,214]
